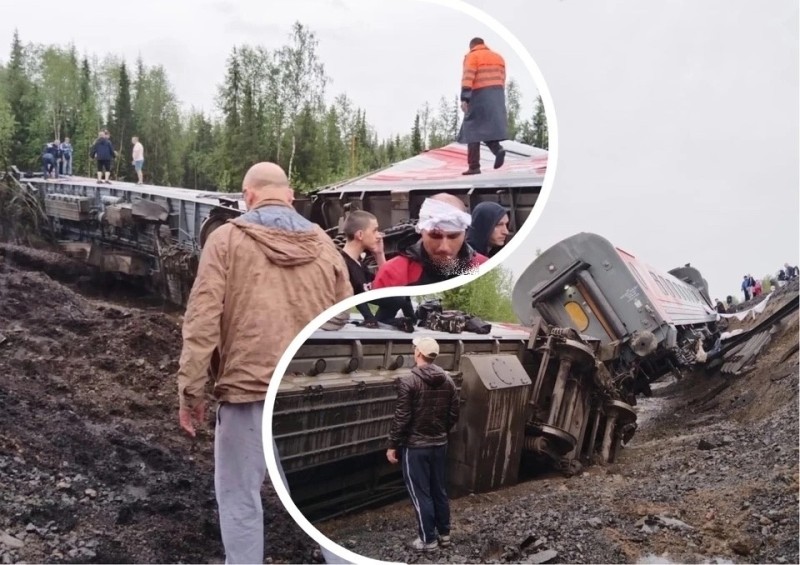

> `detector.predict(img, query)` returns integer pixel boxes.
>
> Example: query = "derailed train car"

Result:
[513,232,721,400]
[6,141,546,304]
[273,232,722,520]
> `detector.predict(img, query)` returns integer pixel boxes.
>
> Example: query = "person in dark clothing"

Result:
[90,130,115,184]
[340,210,415,330]
[466,201,510,257]
[714,299,726,314]
[387,337,459,552]
[41,141,59,179]
[373,194,487,288]
[457,38,508,175]
[785,263,799,280]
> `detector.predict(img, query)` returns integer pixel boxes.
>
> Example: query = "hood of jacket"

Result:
[466,201,507,256]
[230,200,323,267]
[412,363,447,387]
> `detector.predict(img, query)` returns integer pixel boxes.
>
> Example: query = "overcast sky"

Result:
[0,0,540,140]
[1,0,797,302]
[490,0,798,302]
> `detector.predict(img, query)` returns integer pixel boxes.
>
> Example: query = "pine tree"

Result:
[108,62,134,180]
[411,113,422,155]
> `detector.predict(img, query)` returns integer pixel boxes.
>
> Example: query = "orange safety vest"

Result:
[461,44,506,95]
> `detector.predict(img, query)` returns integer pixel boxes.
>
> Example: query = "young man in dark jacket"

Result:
[386,337,460,552]
[339,210,415,330]
[466,201,510,257]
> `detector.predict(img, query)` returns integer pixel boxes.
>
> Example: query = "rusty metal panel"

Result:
[104,204,134,227]
[132,198,169,222]
[44,194,91,221]
[448,354,532,496]
[273,372,409,473]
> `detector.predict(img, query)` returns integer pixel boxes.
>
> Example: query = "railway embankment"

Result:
[0,243,797,564]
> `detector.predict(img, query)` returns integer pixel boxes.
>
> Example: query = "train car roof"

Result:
[24,174,244,210]
[316,141,548,193]
[309,317,532,342]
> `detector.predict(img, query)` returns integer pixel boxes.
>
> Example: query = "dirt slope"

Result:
[0,245,317,564]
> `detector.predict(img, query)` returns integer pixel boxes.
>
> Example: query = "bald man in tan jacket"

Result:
[177,162,352,564]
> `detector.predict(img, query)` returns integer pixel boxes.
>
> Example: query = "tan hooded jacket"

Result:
[177,199,352,408]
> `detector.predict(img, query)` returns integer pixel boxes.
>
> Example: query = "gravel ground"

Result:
[0,245,318,564]
[318,293,799,564]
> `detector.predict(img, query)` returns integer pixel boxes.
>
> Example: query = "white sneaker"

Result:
[410,537,438,552]
[438,535,451,548]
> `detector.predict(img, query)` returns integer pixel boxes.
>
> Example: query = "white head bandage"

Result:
[415,198,472,233]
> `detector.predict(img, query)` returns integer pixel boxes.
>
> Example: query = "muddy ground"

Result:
[0,244,318,564]
[319,292,799,564]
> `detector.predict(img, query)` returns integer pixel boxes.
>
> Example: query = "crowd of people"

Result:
[713,262,798,313]
[40,129,145,185]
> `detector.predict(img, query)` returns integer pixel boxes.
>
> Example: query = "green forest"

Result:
[0,23,549,193]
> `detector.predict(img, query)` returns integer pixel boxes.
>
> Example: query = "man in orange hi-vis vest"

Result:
[457,37,509,175]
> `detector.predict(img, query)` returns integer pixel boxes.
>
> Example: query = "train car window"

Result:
[649,271,669,295]
[659,276,674,298]
[673,281,688,301]
[629,264,648,289]
[564,301,590,332]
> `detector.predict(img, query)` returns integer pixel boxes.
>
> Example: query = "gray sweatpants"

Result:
[214,401,350,564]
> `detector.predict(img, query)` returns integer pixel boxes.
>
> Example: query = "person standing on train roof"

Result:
[458,37,508,175]
[176,162,353,564]
[60,137,73,176]
[386,337,460,552]
[90,130,115,184]
[371,193,488,288]
[131,136,145,185]
[466,201,510,257]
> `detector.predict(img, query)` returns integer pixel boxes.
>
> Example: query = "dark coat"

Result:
[90,138,115,161]
[458,85,508,144]
[387,364,460,449]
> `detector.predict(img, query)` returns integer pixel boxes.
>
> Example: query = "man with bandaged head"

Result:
[372,194,488,288]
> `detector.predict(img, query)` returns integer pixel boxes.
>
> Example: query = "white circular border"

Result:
[263,1,559,564]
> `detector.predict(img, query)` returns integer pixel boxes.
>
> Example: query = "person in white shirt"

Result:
[131,136,145,185]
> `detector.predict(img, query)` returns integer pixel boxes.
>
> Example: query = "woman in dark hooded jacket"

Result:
[466,201,509,257]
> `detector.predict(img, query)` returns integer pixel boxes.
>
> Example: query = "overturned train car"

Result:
[5,141,546,304]
[274,232,722,520]
[513,232,721,400]
[273,320,637,520]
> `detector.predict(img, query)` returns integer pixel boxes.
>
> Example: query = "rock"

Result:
[687,468,697,476]
[587,517,602,529]
[85,488,97,498]
[0,531,24,549]
[25,523,35,533]
[656,515,694,530]
[526,549,559,564]
[698,439,717,450]
[134,358,145,367]
[56,480,70,490]
[2,552,12,565]
[730,536,754,556]
[759,516,772,526]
